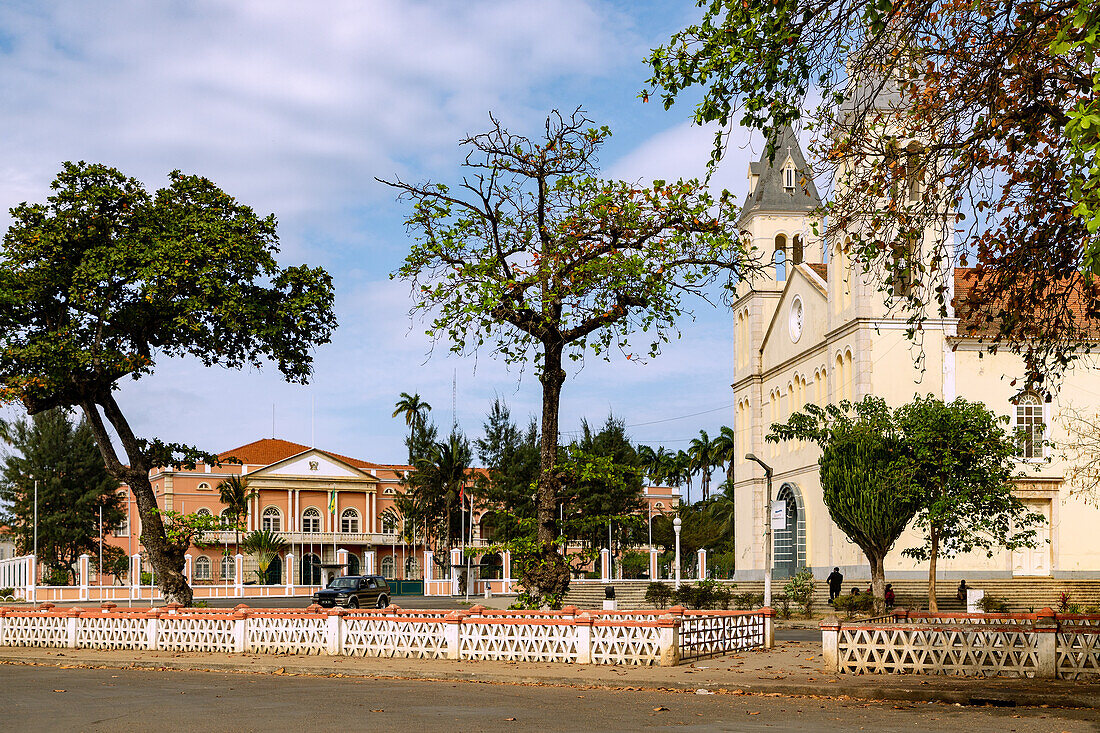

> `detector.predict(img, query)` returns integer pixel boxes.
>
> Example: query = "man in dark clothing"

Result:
[827,567,843,604]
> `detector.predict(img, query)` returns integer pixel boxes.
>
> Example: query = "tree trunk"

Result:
[80,397,193,606]
[868,552,886,615]
[531,339,570,601]
[927,528,939,613]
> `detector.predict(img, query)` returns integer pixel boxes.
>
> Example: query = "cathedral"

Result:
[730,127,1100,582]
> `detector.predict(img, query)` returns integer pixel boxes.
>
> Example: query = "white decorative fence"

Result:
[822,609,1100,679]
[0,603,772,667]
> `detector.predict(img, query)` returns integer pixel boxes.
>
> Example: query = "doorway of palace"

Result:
[346,553,360,576]
[300,553,321,585]
[264,555,282,585]
[773,483,805,579]
[1013,499,1052,576]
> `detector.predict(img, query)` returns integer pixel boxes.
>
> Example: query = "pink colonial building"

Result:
[105,439,440,590]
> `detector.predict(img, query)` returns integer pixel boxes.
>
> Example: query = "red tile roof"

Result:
[807,263,828,282]
[953,267,1100,339]
[217,438,410,472]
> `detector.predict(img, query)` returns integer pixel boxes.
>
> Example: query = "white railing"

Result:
[822,611,1100,679]
[0,604,772,666]
[0,555,34,601]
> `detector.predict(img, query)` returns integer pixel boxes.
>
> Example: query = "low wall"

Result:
[821,609,1100,680]
[0,603,772,667]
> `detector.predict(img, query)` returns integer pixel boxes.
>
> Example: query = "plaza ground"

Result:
[3,663,1097,732]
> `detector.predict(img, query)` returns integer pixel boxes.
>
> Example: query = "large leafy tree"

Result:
[769,398,921,612]
[0,162,337,604]
[386,110,748,601]
[0,408,124,584]
[894,396,1043,610]
[647,0,1100,388]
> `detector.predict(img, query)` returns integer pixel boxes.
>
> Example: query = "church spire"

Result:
[739,126,821,226]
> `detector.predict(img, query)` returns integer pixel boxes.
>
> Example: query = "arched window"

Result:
[301,553,321,585]
[261,506,282,532]
[197,482,210,491]
[405,556,421,580]
[302,507,321,533]
[381,511,399,536]
[383,487,395,495]
[220,554,235,582]
[380,555,395,579]
[774,235,787,281]
[1016,392,1044,458]
[844,350,854,401]
[220,508,235,529]
[194,556,212,580]
[340,508,360,534]
[479,553,503,580]
[196,507,212,517]
[654,501,664,509]
[479,513,497,542]
[346,553,360,576]
[784,161,796,190]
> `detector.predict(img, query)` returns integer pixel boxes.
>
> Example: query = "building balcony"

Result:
[196,530,496,548]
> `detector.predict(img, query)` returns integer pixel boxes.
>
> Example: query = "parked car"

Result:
[312,575,390,609]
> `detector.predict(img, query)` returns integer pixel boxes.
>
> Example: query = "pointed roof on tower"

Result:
[738,126,822,225]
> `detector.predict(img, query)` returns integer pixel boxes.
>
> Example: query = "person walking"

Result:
[827,567,843,604]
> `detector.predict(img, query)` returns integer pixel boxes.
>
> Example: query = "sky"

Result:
[0,1,764,477]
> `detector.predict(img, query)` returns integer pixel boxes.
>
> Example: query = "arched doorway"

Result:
[773,483,805,579]
[479,553,502,580]
[264,555,282,585]
[301,553,321,585]
[346,553,360,576]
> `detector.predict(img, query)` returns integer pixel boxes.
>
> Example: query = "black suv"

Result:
[312,575,390,609]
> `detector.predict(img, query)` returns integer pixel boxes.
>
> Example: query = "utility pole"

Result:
[745,453,774,608]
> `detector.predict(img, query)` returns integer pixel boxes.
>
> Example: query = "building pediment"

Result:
[246,449,379,483]
[759,264,829,361]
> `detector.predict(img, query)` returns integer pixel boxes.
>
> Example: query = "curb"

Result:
[2,652,1098,708]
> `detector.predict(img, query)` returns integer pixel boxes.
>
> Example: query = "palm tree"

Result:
[403,430,472,559]
[240,529,288,584]
[671,450,694,505]
[217,475,256,554]
[711,425,737,490]
[688,430,717,501]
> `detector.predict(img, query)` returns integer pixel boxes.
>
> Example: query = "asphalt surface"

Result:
[3,664,1097,732]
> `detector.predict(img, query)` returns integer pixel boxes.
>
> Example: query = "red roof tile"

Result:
[807,263,828,282]
[217,438,411,472]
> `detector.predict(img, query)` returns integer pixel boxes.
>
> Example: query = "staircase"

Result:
[562,578,1100,613]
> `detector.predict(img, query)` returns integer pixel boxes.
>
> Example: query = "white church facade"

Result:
[731,128,1100,581]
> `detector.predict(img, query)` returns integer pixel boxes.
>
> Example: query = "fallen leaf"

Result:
[53,689,65,693]
[370,709,384,713]
[653,706,669,712]
[748,711,760,716]
[505,717,516,722]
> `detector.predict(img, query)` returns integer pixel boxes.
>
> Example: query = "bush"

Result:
[734,591,764,610]
[620,551,649,579]
[42,567,70,586]
[1067,603,1083,615]
[774,593,792,619]
[977,595,1009,613]
[1059,591,1071,613]
[645,581,673,609]
[670,580,734,610]
[709,551,736,579]
[783,570,816,618]
[832,593,877,619]
[0,587,14,600]
[1083,605,1100,615]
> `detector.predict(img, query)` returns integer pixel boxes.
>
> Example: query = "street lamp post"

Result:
[673,516,682,589]
[745,453,774,608]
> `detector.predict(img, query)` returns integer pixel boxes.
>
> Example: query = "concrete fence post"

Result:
[649,548,659,581]
[284,554,295,593]
[0,608,6,646]
[326,608,345,655]
[443,612,463,660]
[130,554,141,600]
[821,615,841,673]
[696,549,707,580]
[657,617,680,666]
[600,548,610,582]
[575,614,594,664]
[146,609,160,651]
[234,554,244,596]
[450,548,462,595]
[232,609,248,653]
[762,606,776,649]
[1033,607,1059,679]
[65,608,80,649]
[421,551,431,581]
[78,554,90,601]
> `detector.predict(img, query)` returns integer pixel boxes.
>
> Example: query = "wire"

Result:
[558,403,734,437]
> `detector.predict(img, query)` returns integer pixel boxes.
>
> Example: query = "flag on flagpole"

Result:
[328,489,336,515]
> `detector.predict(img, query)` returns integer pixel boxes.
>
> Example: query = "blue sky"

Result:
[0,1,763,478]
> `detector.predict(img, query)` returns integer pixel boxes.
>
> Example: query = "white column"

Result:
[285,553,295,592]
[450,548,462,595]
[600,548,610,582]
[423,550,433,581]
[78,554,90,601]
[234,553,244,595]
[184,554,193,585]
[502,551,512,581]
[287,489,294,532]
[336,549,349,576]
[130,554,141,599]
[649,548,659,580]
[364,551,376,576]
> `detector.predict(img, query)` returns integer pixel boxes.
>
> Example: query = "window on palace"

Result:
[405,556,421,580]
[380,556,395,579]
[341,508,360,534]
[194,555,212,580]
[197,482,210,491]
[1016,392,1044,458]
[221,554,235,582]
[302,507,321,533]
[261,506,282,532]
[381,512,399,536]
[196,507,212,517]
[116,512,129,537]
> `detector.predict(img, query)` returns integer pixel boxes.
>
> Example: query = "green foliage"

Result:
[783,569,817,618]
[399,429,473,559]
[734,591,764,610]
[240,529,288,584]
[474,399,540,541]
[216,475,255,549]
[709,550,736,580]
[0,408,124,584]
[645,581,673,608]
[620,550,649,580]
[832,593,877,619]
[673,579,733,610]
[773,593,793,620]
[977,595,1010,613]
[158,510,225,554]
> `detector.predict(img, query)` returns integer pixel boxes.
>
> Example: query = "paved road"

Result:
[3,665,1096,732]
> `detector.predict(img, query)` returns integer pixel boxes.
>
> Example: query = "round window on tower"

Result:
[789,296,804,343]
